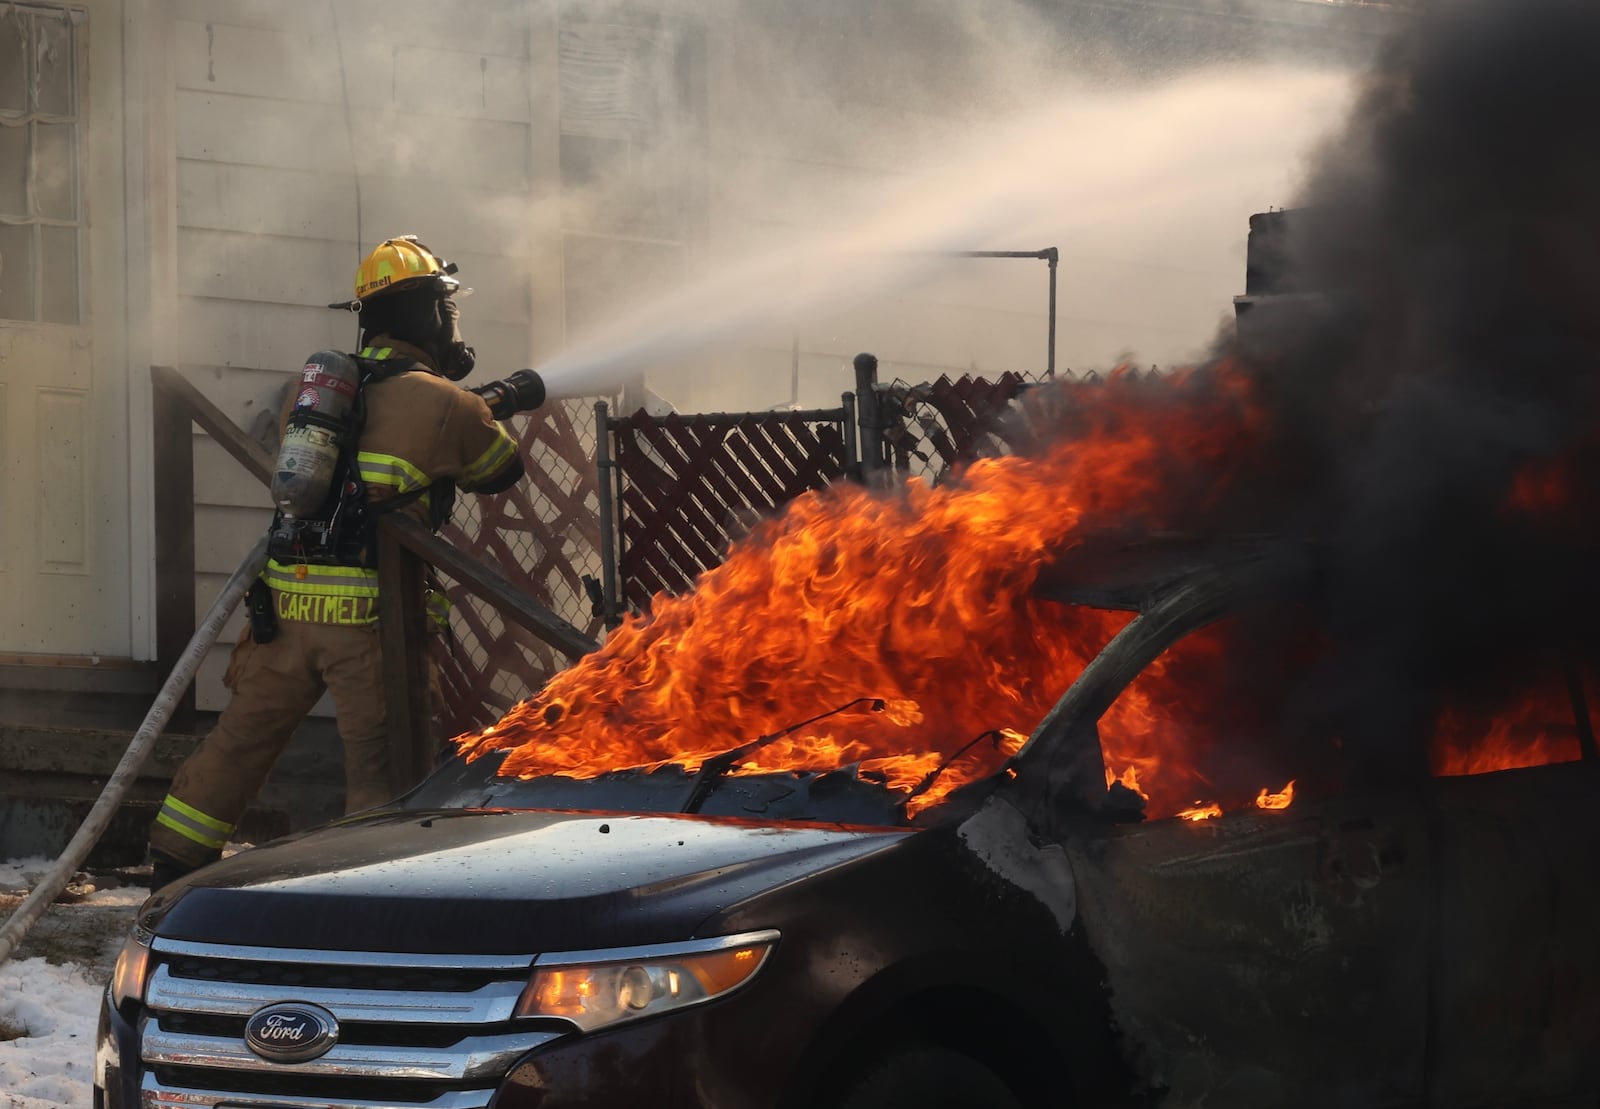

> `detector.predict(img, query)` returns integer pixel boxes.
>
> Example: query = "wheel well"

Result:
[780,983,1065,1109]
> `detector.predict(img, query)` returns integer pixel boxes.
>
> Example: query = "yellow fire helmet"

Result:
[328,236,460,310]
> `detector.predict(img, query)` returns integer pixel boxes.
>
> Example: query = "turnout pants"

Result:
[149,619,392,869]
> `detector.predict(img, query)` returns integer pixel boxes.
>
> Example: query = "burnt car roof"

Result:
[1033,533,1315,612]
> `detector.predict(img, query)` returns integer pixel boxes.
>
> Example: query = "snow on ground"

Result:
[1,858,149,1109]
[0,955,108,1109]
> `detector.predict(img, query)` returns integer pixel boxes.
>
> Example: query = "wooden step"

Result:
[0,722,345,866]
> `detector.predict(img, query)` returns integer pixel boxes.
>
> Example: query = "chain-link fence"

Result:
[431,396,614,736]
[878,366,1162,485]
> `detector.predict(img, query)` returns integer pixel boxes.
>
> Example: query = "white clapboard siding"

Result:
[175,91,532,191]
[174,0,531,60]
[178,161,358,241]
[175,92,353,170]
[174,19,534,123]
[173,299,359,373]
[177,229,358,309]
[358,176,534,260]
[174,19,344,104]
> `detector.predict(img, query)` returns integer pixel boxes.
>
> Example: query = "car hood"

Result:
[146,809,910,954]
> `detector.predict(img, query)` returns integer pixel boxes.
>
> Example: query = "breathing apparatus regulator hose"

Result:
[0,535,272,966]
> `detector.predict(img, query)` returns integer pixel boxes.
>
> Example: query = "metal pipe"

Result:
[0,534,271,967]
[853,352,883,485]
[1045,247,1059,379]
[841,392,859,475]
[594,400,621,629]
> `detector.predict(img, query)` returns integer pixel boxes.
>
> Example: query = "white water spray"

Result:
[534,64,1355,405]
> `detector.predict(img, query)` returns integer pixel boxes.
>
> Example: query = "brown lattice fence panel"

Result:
[431,396,610,736]
[612,409,851,610]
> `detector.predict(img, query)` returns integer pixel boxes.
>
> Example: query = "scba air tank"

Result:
[271,350,361,517]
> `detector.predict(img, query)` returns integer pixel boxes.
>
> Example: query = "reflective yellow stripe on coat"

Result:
[357,451,430,494]
[463,430,517,486]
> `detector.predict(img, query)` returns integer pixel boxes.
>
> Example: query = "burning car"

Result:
[95,537,1600,1109]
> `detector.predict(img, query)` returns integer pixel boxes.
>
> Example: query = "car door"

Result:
[1425,679,1600,1107]
[1008,566,1430,1108]
[1063,778,1431,1109]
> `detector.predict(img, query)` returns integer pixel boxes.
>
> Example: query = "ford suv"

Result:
[96,544,1600,1108]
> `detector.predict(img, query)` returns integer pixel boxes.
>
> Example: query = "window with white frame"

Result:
[0,4,82,325]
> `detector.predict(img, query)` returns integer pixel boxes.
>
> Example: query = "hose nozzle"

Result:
[470,369,547,418]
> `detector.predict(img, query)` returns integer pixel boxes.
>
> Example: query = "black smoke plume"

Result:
[1044,0,1600,781]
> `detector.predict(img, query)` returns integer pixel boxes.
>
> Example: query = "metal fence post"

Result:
[853,352,886,486]
[841,392,859,477]
[1045,247,1059,379]
[594,401,622,628]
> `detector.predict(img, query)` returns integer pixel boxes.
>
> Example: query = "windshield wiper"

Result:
[899,728,1010,812]
[679,697,886,814]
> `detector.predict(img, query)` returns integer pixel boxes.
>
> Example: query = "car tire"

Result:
[832,1044,1025,1109]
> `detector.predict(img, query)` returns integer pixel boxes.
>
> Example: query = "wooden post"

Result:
[151,368,196,735]
[377,528,434,796]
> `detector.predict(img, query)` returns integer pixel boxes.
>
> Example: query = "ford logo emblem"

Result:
[243,1002,339,1063]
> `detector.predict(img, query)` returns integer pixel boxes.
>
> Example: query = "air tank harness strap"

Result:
[331,352,418,562]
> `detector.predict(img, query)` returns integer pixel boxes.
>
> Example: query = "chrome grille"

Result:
[139,938,566,1109]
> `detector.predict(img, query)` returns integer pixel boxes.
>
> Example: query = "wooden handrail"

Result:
[150,365,598,795]
[382,515,599,659]
[151,366,273,484]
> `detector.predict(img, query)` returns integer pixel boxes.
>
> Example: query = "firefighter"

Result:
[147,237,525,892]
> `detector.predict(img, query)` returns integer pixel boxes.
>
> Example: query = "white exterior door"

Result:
[0,1,128,656]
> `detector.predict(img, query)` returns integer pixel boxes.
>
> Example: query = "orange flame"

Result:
[459,367,1266,817]
[1430,680,1583,776]
[1105,764,1149,799]
[1254,779,1295,809]
[458,363,1585,821]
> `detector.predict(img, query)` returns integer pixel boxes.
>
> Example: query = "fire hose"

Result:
[0,535,271,967]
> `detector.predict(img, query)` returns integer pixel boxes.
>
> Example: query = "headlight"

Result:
[109,930,154,1009]
[515,929,779,1031]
